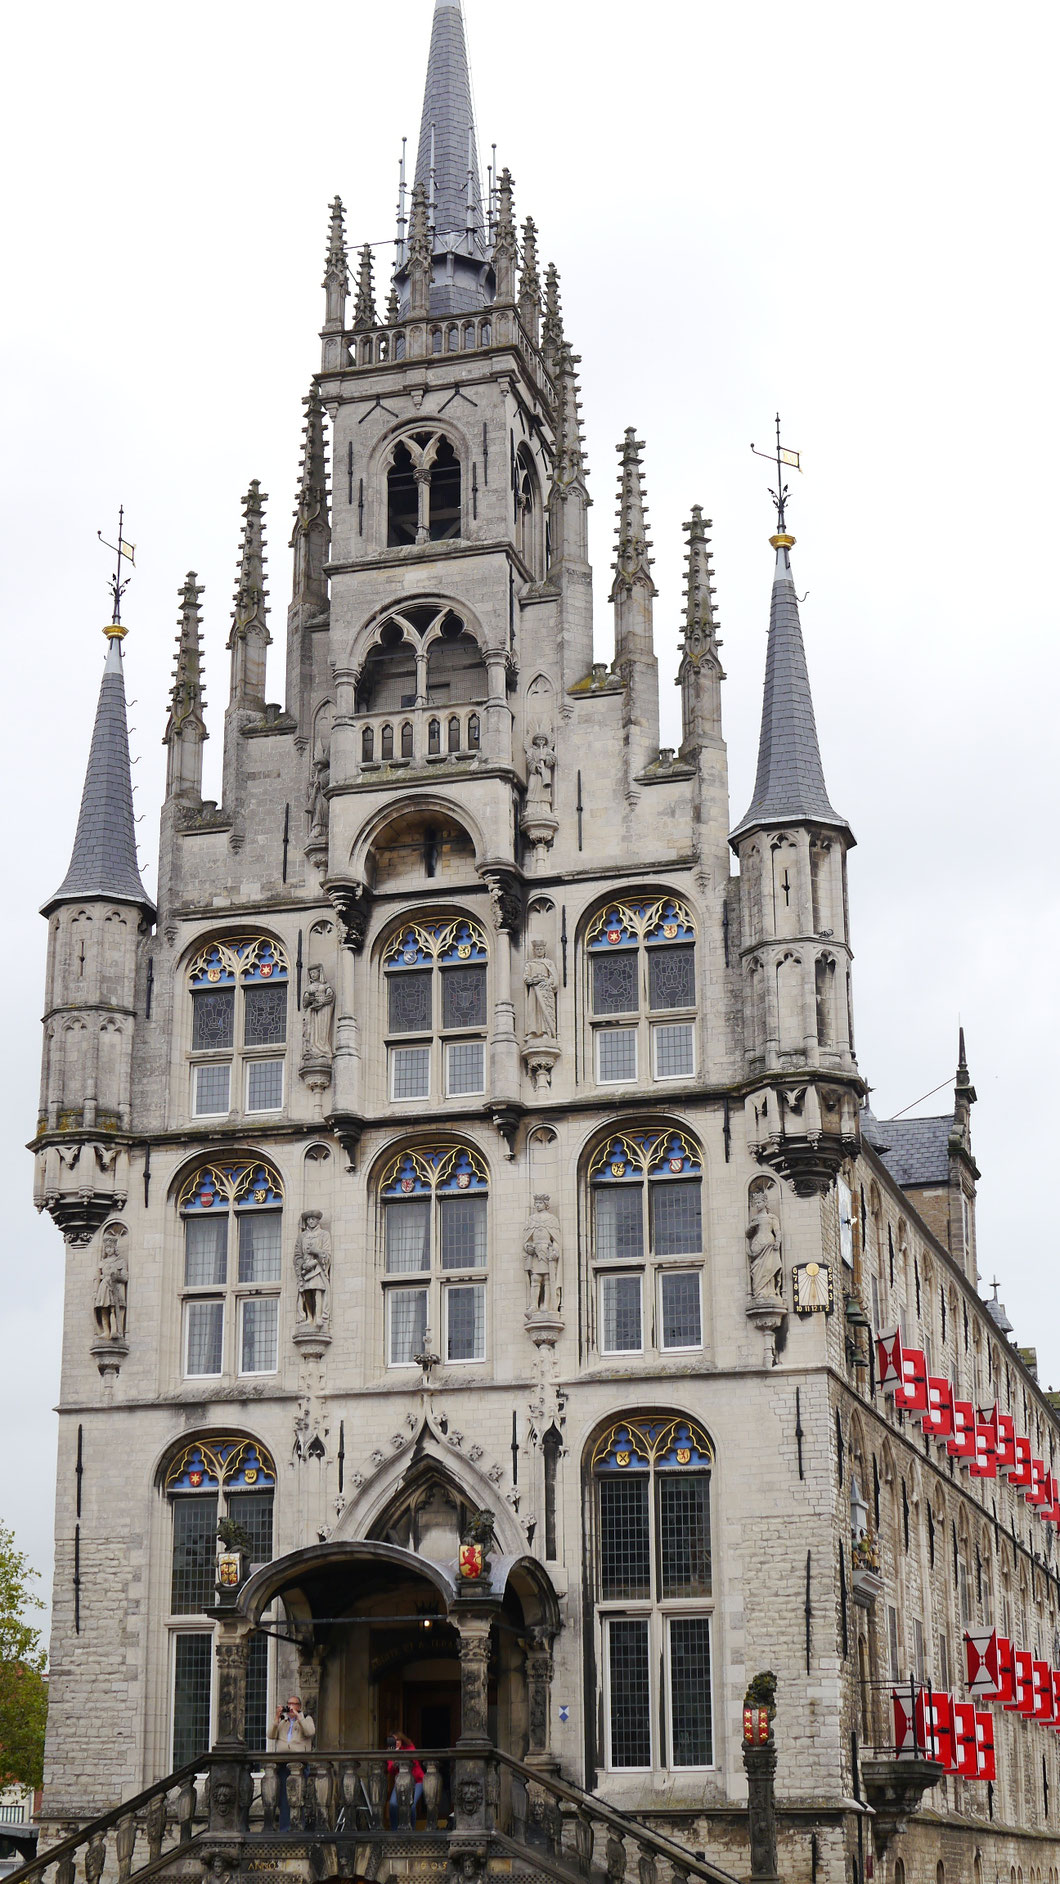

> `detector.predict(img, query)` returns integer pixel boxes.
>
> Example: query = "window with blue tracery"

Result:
[378,1144,489,1366]
[188,936,289,1120]
[585,898,697,1088]
[589,1130,704,1357]
[179,1159,284,1378]
[589,1415,714,1772]
[382,915,488,1103]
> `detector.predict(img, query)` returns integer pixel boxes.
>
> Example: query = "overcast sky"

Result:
[2,0,1057,1606]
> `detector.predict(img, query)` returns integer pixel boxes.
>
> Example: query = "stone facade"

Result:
[29,5,1060,1881]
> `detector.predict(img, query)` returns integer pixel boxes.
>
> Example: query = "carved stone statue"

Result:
[523,940,558,1041]
[93,1225,128,1341]
[524,730,555,814]
[307,752,330,843]
[746,1184,783,1301]
[294,1210,332,1325]
[523,1194,561,1315]
[300,964,335,1061]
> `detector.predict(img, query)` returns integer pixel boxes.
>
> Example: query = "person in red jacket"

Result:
[385,1731,425,1828]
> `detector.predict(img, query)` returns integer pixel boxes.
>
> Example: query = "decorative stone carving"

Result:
[293,1211,332,1355]
[93,1223,128,1341]
[306,752,330,844]
[325,877,373,950]
[523,941,558,1041]
[520,729,559,869]
[484,869,523,935]
[523,1194,561,1319]
[299,965,335,1094]
[746,1180,783,1302]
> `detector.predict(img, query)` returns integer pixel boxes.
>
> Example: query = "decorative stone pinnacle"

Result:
[492,168,517,263]
[612,428,654,594]
[323,195,349,292]
[291,390,328,543]
[230,481,271,645]
[407,182,434,316]
[552,347,589,496]
[385,282,401,324]
[518,216,541,327]
[353,244,377,332]
[166,572,206,739]
[542,262,565,359]
[681,505,722,655]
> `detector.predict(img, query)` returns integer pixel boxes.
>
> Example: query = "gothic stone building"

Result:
[29,5,1060,1883]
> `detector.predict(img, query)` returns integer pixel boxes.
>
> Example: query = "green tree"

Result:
[0,1524,48,1790]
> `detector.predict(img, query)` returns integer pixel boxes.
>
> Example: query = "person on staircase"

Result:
[268,1694,316,1829]
[386,1731,425,1828]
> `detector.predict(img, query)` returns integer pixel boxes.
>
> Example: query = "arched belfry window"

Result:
[585,897,697,1086]
[188,935,289,1119]
[164,1435,276,1765]
[178,1158,284,1379]
[386,431,462,547]
[382,915,488,1102]
[589,1414,714,1771]
[514,444,542,576]
[378,1143,489,1366]
[588,1127,703,1356]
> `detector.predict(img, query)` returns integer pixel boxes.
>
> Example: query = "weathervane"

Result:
[97,506,136,637]
[751,415,801,534]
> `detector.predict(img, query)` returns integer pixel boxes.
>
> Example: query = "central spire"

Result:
[410,0,489,315]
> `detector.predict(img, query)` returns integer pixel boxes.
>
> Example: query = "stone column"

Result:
[523,1629,558,1771]
[457,1615,492,1745]
[414,468,431,544]
[742,1718,779,1884]
[211,1615,254,1750]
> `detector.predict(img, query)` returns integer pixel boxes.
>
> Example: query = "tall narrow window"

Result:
[189,936,288,1121]
[179,1159,284,1379]
[379,1144,489,1367]
[586,897,697,1087]
[165,1437,276,1762]
[591,1416,714,1772]
[589,1129,703,1357]
[383,915,488,1102]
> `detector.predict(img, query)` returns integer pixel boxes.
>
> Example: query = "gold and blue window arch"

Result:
[382,915,489,1102]
[585,896,696,1084]
[178,1159,284,1378]
[188,935,290,1118]
[588,1415,714,1772]
[378,1143,490,1366]
[164,1437,276,1763]
[589,1128,704,1354]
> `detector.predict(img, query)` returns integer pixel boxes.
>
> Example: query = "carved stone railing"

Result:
[354,702,487,775]
[8,1758,205,1884]
[7,1747,740,1884]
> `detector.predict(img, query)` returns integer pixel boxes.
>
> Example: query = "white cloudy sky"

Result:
[1,0,1057,1603]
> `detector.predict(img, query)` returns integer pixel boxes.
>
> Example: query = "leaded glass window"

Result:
[589,1130,704,1357]
[591,1416,714,1772]
[188,935,290,1121]
[380,1145,489,1367]
[172,1634,212,1766]
[171,1494,218,1612]
[383,916,488,1105]
[179,1160,283,1380]
[586,898,697,1088]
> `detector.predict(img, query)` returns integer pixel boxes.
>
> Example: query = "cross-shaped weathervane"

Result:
[751,415,801,532]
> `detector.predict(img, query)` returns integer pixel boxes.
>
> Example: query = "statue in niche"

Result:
[93,1225,128,1341]
[523,941,558,1040]
[294,1210,332,1325]
[523,1194,561,1315]
[746,1182,783,1302]
[301,964,335,1061]
[306,751,330,843]
[524,730,555,814]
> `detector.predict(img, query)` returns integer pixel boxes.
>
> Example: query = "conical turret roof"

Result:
[44,635,153,916]
[731,539,850,842]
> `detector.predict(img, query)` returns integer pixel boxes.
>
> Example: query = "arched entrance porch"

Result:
[228,1539,559,1766]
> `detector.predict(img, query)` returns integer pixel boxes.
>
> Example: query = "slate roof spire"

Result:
[730,530,850,841]
[410,0,488,315]
[44,627,153,917]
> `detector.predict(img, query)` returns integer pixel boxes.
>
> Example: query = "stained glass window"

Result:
[180,1160,283,1382]
[187,935,289,1123]
[193,989,234,1051]
[592,953,637,1016]
[648,945,695,1012]
[383,917,488,1104]
[380,1144,489,1366]
[243,984,287,1046]
[590,1131,703,1359]
[388,970,431,1035]
[586,898,696,1088]
[442,965,486,1029]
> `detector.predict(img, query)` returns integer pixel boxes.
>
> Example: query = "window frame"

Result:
[585,898,697,1093]
[382,916,488,1107]
[188,936,290,1123]
[379,1145,490,1370]
[589,1129,705,1361]
[178,1160,284,1382]
[591,1417,715,1775]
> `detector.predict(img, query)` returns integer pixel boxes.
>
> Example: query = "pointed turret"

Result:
[406,183,434,320]
[611,430,659,779]
[491,168,517,305]
[730,534,849,841]
[322,196,349,329]
[227,481,271,709]
[353,245,377,332]
[677,507,725,751]
[163,574,207,801]
[731,521,862,1195]
[410,0,487,315]
[518,217,541,341]
[44,629,153,918]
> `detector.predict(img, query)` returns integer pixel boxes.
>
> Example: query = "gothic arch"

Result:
[348,792,488,881]
[330,1426,525,1560]
[345,594,489,681]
